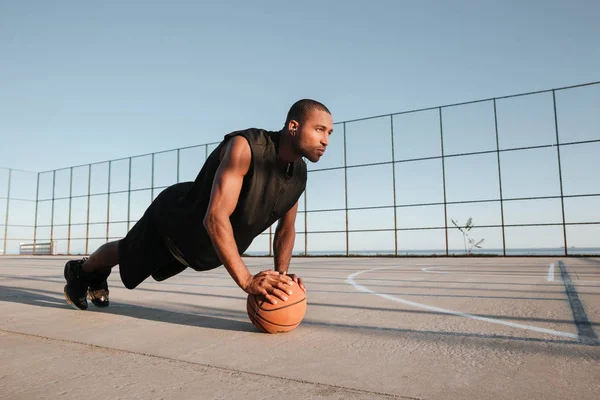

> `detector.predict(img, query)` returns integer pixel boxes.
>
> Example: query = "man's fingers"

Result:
[259,282,292,303]
[275,281,293,295]
[263,270,279,275]
[259,285,281,305]
[287,274,305,291]
[298,278,306,292]
[264,293,279,305]
[276,275,294,285]
[270,288,289,302]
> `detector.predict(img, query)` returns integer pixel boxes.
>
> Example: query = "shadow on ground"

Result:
[1,284,600,358]
[0,284,256,333]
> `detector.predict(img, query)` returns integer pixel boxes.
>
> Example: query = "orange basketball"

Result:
[247,287,307,334]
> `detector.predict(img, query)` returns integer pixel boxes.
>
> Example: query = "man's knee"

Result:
[151,263,187,281]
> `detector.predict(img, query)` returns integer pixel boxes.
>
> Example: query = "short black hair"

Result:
[285,99,331,125]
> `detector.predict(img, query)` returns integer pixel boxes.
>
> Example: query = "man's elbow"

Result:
[203,212,220,236]
[275,224,295,241]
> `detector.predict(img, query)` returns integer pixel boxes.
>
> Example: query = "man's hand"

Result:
[243,270,295,305]
[283,272,306,292]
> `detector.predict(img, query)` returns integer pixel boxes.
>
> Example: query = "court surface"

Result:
[1,256,599,400]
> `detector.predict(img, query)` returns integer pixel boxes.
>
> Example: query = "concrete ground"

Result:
[0,256,599,400]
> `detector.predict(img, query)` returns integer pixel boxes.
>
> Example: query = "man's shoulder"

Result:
[224,127,275,145]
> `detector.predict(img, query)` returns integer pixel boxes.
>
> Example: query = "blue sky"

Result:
[1,0,599,255]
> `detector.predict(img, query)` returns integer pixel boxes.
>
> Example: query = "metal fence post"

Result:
[50,170,56,253]
[151,153,155,200]
[493,99,507,256]
[177,149,180,183]
[127,158,132,231]
[343,122,349,256]
[3,169,11,255]
[390,115,398,256]
[33,172,40,255]
[67,167,73,255]
[106,161,112,243]
[553,90,569,256]
[439,108,449,256]
[304,189,308,256]
[85,164,92,255]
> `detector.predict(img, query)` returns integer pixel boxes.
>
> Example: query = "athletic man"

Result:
[63,99,333,310]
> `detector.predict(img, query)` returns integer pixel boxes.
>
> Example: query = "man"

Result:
[63,99,333,310]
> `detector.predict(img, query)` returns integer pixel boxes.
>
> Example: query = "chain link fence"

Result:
[2,81,599,256]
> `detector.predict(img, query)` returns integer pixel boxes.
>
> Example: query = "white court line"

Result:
[422,265,600,284]
[421,266,542,279]
[347,266,580,340]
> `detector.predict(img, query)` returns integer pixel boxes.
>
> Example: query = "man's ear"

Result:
[288,120,299,135]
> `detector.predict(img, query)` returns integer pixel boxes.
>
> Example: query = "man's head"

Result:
[284,99,333,163]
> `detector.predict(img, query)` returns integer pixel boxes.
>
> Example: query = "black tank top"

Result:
[153,128,307,271]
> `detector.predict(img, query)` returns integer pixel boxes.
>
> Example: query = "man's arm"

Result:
[203,136,294,304]
[273,200,305,291]
[273,200,298,274]
[203,136,252,288]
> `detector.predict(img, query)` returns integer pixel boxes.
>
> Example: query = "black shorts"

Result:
[117,204,187,289]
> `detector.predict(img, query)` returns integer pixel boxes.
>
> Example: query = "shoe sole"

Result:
[88,290,109,307]
[90,299,110,307]
[63,285,88,310]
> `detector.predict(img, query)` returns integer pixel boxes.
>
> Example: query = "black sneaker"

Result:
[88,280,109,307]
[63,258,90,310]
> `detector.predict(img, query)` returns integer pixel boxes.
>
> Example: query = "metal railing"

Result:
[1,80,599,256]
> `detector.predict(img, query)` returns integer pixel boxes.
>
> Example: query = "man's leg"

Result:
[82,241,120,274]
[63,183,186,310]
[84,240,119,307]
[63,240,121,310]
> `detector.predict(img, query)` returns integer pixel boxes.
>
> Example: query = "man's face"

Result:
[291,109,333,163]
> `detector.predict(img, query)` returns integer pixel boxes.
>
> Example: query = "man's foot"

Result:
[63,258,90,310]
[88,280,109,307]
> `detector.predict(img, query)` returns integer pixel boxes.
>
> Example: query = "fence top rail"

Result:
[339,80,600,124]
[30,79,600,174]
[37,140,223,174]
[0,167,37,173]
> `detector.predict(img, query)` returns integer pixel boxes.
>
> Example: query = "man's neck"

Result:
[277,129,299,165]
